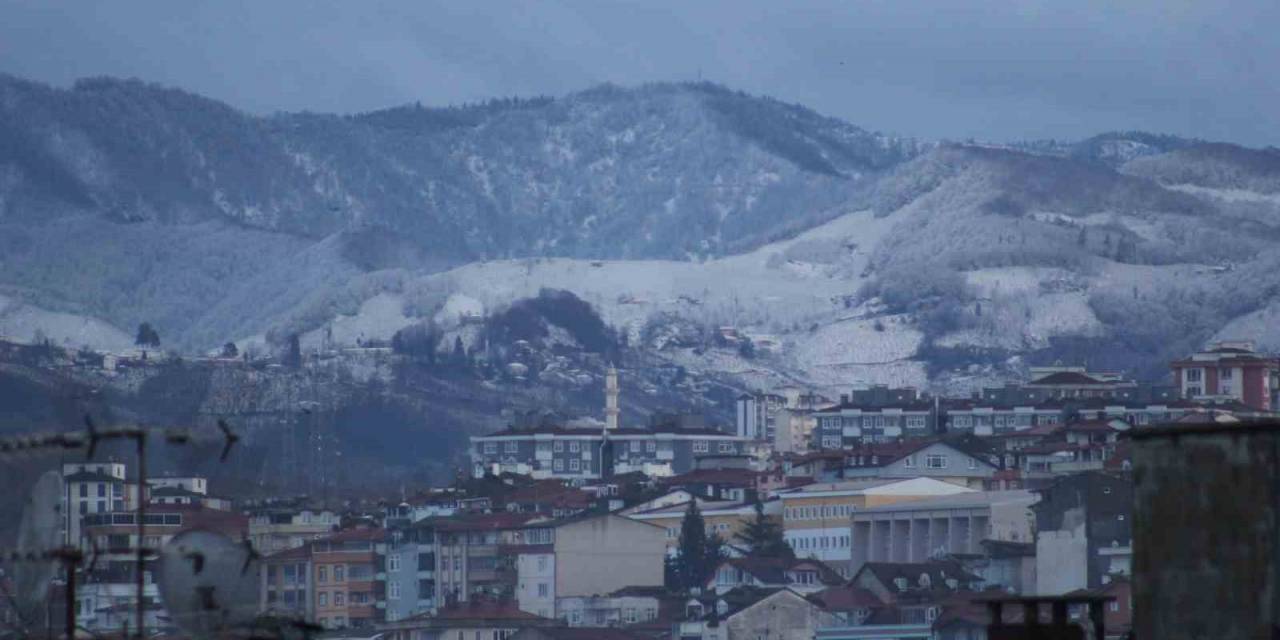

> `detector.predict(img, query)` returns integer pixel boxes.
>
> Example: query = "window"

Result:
[1110,601,1120,612]
[319,592,328,606]
[693,441,709,453]
[569,441,580,453]
[906,416,927,429]
[334,565,345,582]
[334,592,345,606]
[624,608,637,623]
[718,442,734,453]
[483,442,497,454]
[553,459,563,472]
[630,440,640,452]
[968,457,978,469]
[79,484,87,498]
[388,555,400,571]
[504,441,518,453]
[537,582,549,597]
[389,582,400,600]
[537,556,548,570]
[97,483,106,497]
[925,454,948,469]
[646,441,656,452]
[553,441,563,452]
[1185,368,1202,382]
[569,459,580,471]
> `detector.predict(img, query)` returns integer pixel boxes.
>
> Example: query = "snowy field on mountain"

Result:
[0,294,134,352]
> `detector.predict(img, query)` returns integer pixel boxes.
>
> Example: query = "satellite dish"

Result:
[14,470,64,629]
[156,530,260,639]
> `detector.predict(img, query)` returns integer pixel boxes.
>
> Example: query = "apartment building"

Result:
[515,514,665,618]
[382,519,439,622]
[261,545,313,619]
[246,500,340,554]
[1033,472,1132,594]
[1171,340,1280,411]
[312,527,384,629]
[470,424,747,480]
[62,462,135,545]
[78,504,247,632]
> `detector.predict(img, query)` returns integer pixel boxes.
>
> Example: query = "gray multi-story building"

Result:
[380,516,439,622]
[812,382,1202,450]
[470,424,748,480]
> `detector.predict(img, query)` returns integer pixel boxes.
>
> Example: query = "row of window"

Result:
[483,439,736,455]
[318,590,370,606]
[788,533,851,550]
[786,504,854,520]
[903,454,976,470]
[315,563,371,583]
[76,482,124,498]
[820,415,930,429]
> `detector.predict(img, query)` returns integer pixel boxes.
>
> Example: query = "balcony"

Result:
[1050,460,1105,473]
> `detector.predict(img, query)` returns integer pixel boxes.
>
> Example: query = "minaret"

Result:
[605,364,620,430]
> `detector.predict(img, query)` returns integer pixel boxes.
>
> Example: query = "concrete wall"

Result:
[516,551,555,618]
[724,590,837,640]
[1035,525,1087,595]
[1132,423,1280,638]
[554,516,665,597]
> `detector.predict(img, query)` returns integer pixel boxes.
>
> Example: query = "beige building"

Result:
[850,490,1038,567]
[247,504,339,554]
[779,477,976,570]
[626,500,781,552]
[516,514,666,617]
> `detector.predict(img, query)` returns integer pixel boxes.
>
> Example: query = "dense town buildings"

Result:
[40,343,1279,638]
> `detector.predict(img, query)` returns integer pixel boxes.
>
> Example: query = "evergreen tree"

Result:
[135,322,160,348]
[670,501,726,591]
[284,332,302,368]
[734,500,794,559]
[451,336,467,367]
[221,341,239,358]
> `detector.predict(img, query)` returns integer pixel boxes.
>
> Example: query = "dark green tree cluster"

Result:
[734,500,794,560]
[135,322,160,348]
[666,501,726,592]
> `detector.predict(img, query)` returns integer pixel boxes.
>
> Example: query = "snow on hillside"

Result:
[0,294,134,351]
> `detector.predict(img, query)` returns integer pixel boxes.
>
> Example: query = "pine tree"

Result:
[135,322,160,348]
[734,500,794,559]
[284,332,302,368]
[671,501,726,591]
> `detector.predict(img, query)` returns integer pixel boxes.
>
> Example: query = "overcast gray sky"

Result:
[1,0,1277,145]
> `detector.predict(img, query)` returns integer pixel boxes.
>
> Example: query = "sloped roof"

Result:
[1026,371,1110,386]
[808,585,884,611]
[857,561,983,590]
[720,557,844,587]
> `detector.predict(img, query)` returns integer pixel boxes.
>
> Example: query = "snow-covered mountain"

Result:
[3,72,1280,390]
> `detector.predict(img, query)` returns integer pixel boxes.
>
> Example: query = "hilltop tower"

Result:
[605,364,620,430]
